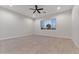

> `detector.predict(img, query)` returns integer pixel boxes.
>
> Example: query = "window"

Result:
[40,18,56,30]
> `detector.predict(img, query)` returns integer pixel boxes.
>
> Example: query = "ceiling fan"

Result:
[30,5,43,14]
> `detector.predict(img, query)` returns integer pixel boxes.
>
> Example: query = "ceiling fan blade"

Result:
[30,5,44,14]
[33,10,36,13]
[37,10,41,13]
[38,8,43,10]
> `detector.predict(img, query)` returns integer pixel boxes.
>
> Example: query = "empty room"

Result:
[0,5,79,54]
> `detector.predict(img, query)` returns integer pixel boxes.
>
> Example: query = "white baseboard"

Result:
[73,41,79,48]
[34,33,72,39]
[0,33,72,40]
[71,38,79,48]
[0,33,33,40]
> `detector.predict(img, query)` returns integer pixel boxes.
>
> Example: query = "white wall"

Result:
[0,8,34,40]
[34,11,72,39]
[0,7,72,40]
[72,6,79,48]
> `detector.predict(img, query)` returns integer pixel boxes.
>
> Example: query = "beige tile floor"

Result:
[0,35,79,54]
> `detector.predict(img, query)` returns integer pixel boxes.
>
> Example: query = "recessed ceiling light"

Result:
[57,6,61,10]
[9,5,13,7]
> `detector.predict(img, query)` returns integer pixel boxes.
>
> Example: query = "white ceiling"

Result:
[0,5,73,19]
